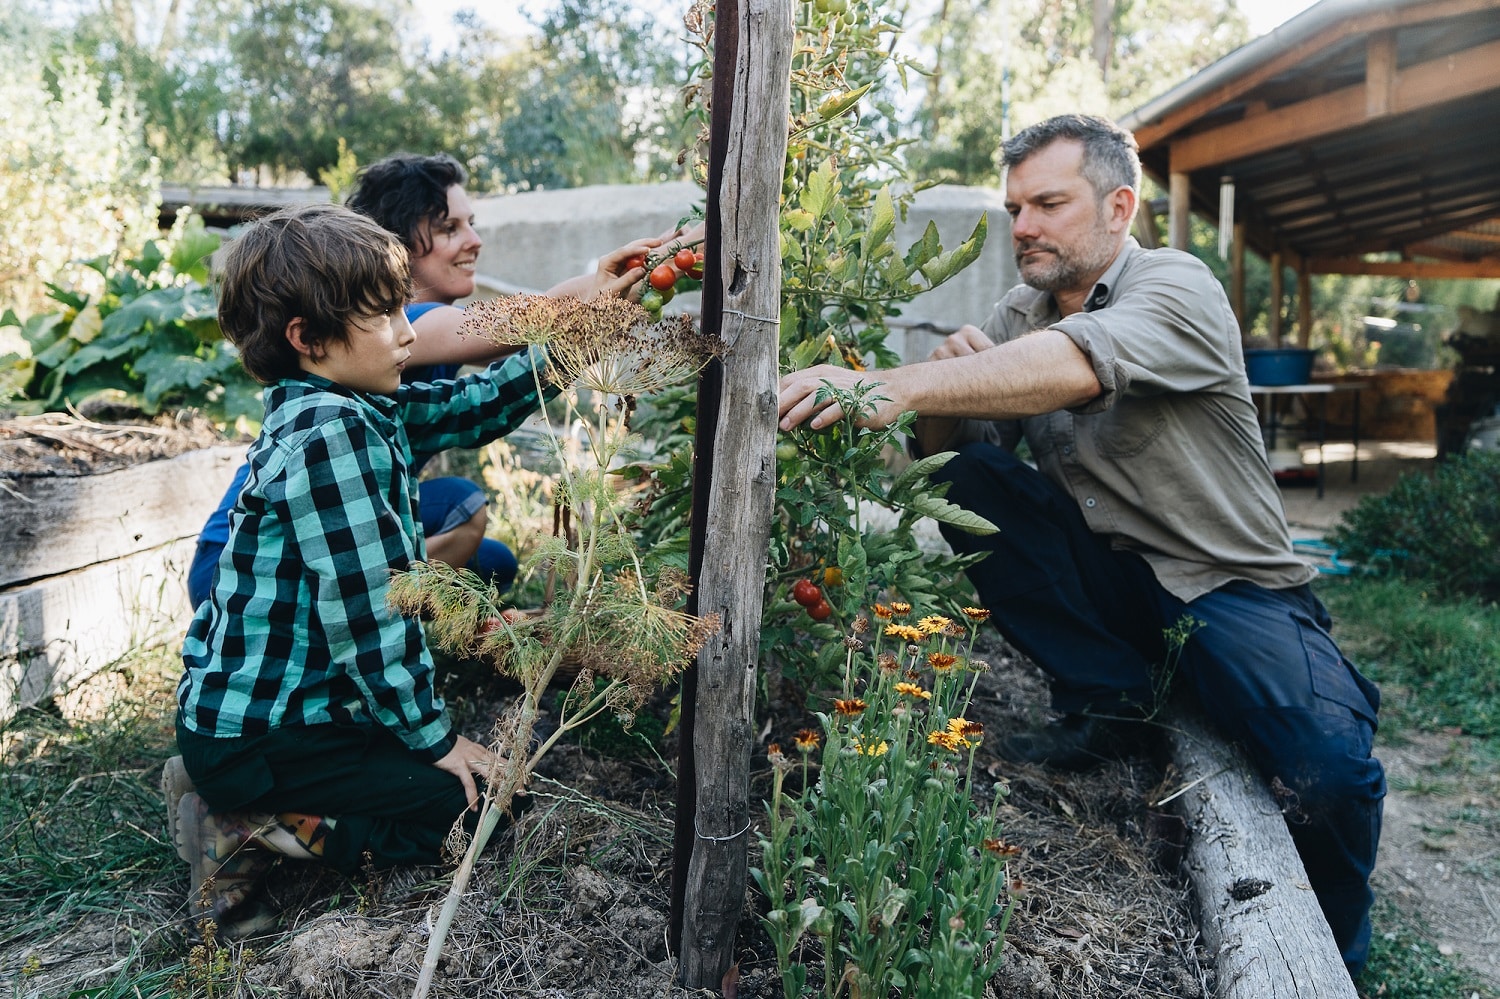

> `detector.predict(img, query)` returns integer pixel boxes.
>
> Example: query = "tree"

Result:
[909,0,1249,186]
[0,6,159,317]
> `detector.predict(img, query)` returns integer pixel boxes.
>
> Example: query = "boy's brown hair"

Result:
[216,203,411,384]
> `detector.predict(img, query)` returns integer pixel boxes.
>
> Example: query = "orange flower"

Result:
[894,682,932,701]
[884,624,923,643]
[927,730,965,752]
[793,728,821,751]
[768,743,789,768]
[962,607,991,623]
[833,698,868,716]
[890,601,912,617]
[927,652,959,672]
[983,838,1024,857]
[947,717,984,737]
[871,603,894,619]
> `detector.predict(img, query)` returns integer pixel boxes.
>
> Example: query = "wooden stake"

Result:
[673,0,793,987]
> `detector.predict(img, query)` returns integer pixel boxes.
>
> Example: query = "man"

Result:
[777,114,1384,978]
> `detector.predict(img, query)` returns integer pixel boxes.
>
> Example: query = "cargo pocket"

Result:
[1294,611,1380,725]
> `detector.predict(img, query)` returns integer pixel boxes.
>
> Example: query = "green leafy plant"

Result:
[0,213,261,428]
[383,293,722,999]
[625,0,991,696]
[1328,450,1500,600]
[754,604,1015,998]
[764,380,996,690]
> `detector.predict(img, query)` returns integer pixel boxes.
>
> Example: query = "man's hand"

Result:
[433,735,496,810]
[928,324,995,361]
[778,364,902,431]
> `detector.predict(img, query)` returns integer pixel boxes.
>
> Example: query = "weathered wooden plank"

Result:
[1166,710,1357,999]
[0,444,248,588]
[678,0,793,987]
[0,538,195,723]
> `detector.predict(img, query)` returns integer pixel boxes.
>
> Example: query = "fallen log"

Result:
[1164,709,1357,999]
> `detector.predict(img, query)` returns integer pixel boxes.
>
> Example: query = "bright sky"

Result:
[416,0,1324,53]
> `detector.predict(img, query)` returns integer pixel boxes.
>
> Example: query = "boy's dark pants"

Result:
[176,720,478,874]
[935,442,1386,976]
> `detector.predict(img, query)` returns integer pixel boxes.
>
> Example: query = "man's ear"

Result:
[1106,185,1138,235]
[284,317,321,360]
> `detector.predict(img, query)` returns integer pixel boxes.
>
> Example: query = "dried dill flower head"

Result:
[458,294,723,394]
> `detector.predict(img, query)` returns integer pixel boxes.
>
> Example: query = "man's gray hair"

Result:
[1002,114,1142,201]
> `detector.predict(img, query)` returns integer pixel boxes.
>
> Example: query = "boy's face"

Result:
[299,309,416,395]
[411,185,482,305]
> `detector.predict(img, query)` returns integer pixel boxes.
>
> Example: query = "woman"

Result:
[188,153,677,605]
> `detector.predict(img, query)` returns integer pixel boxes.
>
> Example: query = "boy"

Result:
[166,203,547,937]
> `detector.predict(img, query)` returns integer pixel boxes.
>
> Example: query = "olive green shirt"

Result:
[943,239,1315,601]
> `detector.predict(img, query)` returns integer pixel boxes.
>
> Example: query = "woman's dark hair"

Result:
[345,153,468,255]
[216,204,411,384]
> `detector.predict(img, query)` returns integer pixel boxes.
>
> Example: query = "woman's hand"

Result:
[433,735,496,810]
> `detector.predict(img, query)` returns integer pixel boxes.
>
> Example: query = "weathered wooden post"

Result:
[668,0,793,988]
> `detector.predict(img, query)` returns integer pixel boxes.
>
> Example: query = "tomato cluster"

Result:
[636,245,705,319]
[791,577,833,621]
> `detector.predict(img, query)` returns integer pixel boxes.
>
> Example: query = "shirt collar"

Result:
[1081,237,1140,312]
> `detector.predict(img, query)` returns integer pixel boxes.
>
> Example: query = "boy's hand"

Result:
[434,735,496,809]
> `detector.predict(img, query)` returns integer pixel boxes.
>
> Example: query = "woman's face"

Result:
[410,185,483,304]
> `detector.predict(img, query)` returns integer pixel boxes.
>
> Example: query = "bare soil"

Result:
[0,410,229,478]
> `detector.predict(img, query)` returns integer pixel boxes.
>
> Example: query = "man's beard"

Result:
[1014,217,1115,292]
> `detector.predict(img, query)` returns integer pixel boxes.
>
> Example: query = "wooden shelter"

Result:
[1119,0,1500,345]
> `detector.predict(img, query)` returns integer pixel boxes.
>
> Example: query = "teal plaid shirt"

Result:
[179,350,549,762]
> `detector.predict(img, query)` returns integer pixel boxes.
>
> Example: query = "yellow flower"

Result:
[962,607,992,623]
[927,652,959,672]
[947,717,984,737]
[890,602,912,617]
[894,682,932,700]
[853,737,889,756]
[833,698,868,716]
[793,728,821,751]
[884,624,924,643]
[917,615,953,635]
[927,730,965,752]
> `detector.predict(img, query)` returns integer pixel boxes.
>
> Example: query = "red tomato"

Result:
[807,599,833,621]
[625,253,647,271]
[791,578,821,607]
[674,248,698,271]
[649,263,678,292]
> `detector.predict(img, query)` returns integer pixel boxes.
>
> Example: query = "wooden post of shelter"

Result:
[1297,266,1313,348]
[669,0,792,988]
[1268,250,1284,346]
[1230,221,1247,335]
[1168,170,1190,250]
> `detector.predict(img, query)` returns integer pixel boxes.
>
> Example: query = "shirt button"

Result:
[1062,445,1074,456]
[1085,497,1097,508]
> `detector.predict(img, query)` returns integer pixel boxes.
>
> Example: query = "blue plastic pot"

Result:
[1244,348,1316,386]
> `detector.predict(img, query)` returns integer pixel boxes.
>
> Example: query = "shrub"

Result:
[1329,450,1500,600]
[0,9,160,318]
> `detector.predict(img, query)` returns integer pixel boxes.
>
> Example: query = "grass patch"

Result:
[1360,896,1495,999]
[0,649,188,991]
[1319,575,1500,741]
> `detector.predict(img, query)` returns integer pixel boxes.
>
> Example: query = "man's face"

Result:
[1004,140,1121,296]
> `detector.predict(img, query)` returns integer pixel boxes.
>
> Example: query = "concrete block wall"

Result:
[469,181,1018,364]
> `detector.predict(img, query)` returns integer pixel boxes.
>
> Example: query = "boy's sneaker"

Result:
[161,756,195,863]
[177,792,279,939]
